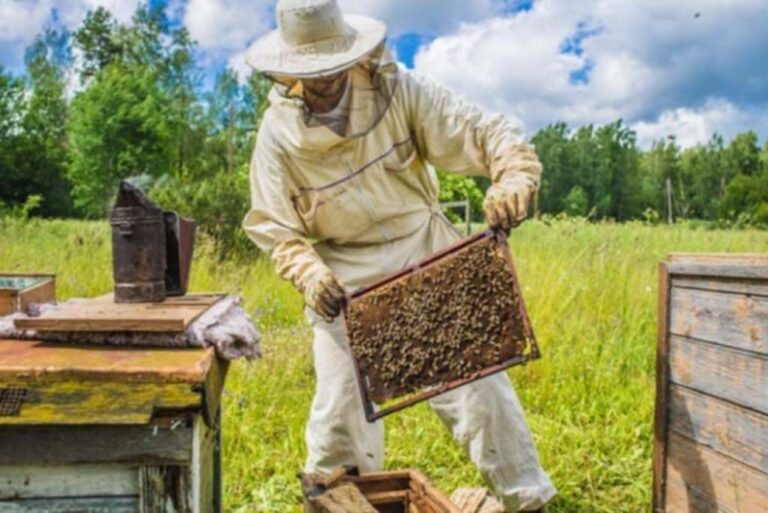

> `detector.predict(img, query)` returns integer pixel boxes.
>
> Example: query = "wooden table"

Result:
[0,339,227,513]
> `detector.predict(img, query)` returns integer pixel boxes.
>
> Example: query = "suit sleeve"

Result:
[242,125,329,293]
[404,72,542,188]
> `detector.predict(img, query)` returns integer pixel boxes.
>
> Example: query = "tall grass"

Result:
[1,218,765,512]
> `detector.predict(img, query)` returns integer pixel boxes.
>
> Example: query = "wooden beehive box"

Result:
[0,274,55,316]
[0,339,227,512]
[349,471,460,513]
[654,254,768,512]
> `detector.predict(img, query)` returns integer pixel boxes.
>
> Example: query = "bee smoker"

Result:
[109,181,196,303]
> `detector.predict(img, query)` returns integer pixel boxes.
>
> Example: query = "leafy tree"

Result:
[74,7,122,81]
[639,139,680,220]
[0,67,25,207]
[67,63,172,216]
[563,186,589,216]
[1,30,73,217]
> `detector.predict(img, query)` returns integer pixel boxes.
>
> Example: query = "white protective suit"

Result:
[243,66,557,511]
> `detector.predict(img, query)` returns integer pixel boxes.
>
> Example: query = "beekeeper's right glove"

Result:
[303,267,346,323]
[271,238,346,323]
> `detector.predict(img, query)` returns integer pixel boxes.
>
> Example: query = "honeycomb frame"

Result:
[344,229,540,422]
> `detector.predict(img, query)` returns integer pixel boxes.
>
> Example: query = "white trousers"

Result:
[304,315,557,512]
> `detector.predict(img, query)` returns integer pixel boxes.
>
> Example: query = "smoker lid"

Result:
[111,181,163,214]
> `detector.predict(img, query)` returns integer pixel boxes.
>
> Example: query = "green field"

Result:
[1,218,765,512]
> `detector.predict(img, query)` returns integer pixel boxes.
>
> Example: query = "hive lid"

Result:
[14,293,224,332]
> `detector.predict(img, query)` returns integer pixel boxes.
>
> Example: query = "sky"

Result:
[1,0,768,148]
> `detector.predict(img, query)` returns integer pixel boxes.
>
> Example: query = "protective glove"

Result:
[303,267,347,323]
[271,238,347,323]
[483,174,537,231]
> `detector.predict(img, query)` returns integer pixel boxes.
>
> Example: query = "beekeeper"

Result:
[242,0,556,511]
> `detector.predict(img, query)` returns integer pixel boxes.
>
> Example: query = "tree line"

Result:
[1,3,766,251]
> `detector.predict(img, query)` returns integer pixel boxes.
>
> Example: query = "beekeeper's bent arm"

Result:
[405,74,541,228]
[242,126,345,322]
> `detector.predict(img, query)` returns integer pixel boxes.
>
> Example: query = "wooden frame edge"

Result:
[653,260,671,512]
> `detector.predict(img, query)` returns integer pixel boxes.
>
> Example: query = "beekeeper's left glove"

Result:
[483,174,537,231]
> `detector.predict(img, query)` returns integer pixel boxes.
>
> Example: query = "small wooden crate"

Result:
[654,254,768,512]
[352,471,460,513]
[0,340,227,512]
[0,274,55,316]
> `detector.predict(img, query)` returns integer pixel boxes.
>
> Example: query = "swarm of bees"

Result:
[346,237,531,401]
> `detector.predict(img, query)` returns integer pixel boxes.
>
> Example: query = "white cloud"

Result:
[633,99,768,148]
[0,0,140,70]
[413,0,768,146]
[0,1,51,43]
[183,0,273,52]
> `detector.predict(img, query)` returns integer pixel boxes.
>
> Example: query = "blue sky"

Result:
[2,0,768,148]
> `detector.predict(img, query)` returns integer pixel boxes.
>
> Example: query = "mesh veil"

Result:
[272,42,399,140]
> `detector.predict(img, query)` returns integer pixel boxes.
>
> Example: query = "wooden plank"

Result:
[139,466,192,513]
[669,336,768,415]
[0,497,138,512]
[670,286,768,354]
[673,276,768,297]
[0,419,193,465]
[665,476,722,513]
[0,340,214,384]
[0,464,137,499]
[654,262,671,513]
[669,385,768,474]
[0,379,201,425]
[667,254,768,280]
[202,358,228,426]
[666,432,768,512]
[15,293,223,332]
[18,279,55,313]
[192,415,215,513]
[366,491,409,505]
[0,296,16,316]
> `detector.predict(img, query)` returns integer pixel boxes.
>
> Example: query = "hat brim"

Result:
[245,14,386,78]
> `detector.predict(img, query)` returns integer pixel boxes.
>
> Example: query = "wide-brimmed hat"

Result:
[245,0,387,78]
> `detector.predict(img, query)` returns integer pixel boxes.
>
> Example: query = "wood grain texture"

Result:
[666,432,768,512]
[0,497,138,512]
[0,340,215,384]
[670,286,768,354]
[18,279,55,313]
[0,464,137,500]
[0,379,201,425]
[192,415,215,513]
[668,335,768,415]
[139,465,192,513]
[0,296,14,316]
[669,385,768,474]
[667,254,768,280]
[653,262,671,513]
[673,276,768,297]
[14,293,222,332]
[0,420,193,465]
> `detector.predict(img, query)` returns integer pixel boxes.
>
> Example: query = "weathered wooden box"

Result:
[0,340,227,513]
[0,274,55,316]
[350,471,460,513]
[654,254,768,512]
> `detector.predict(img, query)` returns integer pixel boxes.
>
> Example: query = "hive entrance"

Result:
[345,230,539,420]
[0,387,31,416]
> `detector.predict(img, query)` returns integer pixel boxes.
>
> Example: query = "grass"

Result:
[1,217,765,512]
